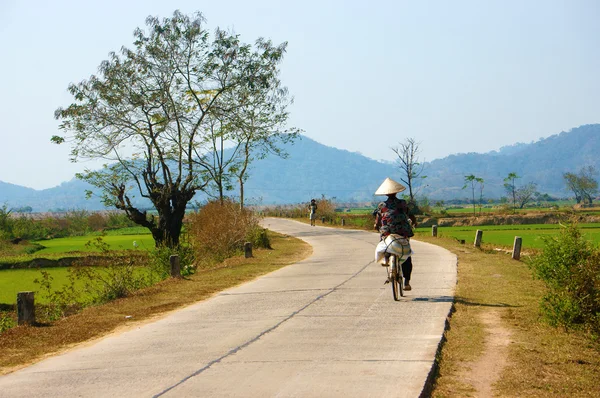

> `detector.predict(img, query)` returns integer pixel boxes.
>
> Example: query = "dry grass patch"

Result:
[420,236,600,397]
[0,231,311,375]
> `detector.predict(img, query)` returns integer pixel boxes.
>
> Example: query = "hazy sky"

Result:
[1,0,599,189]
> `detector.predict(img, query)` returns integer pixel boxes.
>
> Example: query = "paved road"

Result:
[0,218,456,398]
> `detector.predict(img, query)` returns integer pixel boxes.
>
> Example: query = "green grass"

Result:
[0,265,156,305]
[0,268,83,304]
[0,228,156,304]
[33,234,154,254]
[415,223,600,249]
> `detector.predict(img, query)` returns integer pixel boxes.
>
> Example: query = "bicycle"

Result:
[385,254,404,300]
[378,234,411,301]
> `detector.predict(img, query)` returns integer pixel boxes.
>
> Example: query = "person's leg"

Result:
[401,256,413,290]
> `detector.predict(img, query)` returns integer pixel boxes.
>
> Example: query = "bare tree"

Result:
[391,138,425,205]
[515,183,538,209]
[503,172,521,211]
[563,166,598,205]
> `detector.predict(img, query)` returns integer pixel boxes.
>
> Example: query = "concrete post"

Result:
[244,242,253,258]
[170,255,181,278]
[432,225,438,237]
[341,218,345,226]
[474,230,483,248]
[512,236,522,260]
[17,291,35,325]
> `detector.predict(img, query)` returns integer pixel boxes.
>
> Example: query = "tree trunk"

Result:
[239,177,245,210]
[120,186,193,249]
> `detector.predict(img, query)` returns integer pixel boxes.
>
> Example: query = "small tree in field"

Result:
[53,11,292,248]
[463,175,484,216]
[515,182,538,209]
[563,166,598,205]
[503,172,520,211]
[391,138,426,206]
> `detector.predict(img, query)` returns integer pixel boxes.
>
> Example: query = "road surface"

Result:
[0,218,456,397]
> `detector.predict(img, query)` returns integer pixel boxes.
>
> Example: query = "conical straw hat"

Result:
[375,177,406,195]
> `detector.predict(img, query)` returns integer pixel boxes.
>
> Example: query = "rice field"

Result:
[414,223,600,249]
[32,233,154,254]
[0,228,155,304]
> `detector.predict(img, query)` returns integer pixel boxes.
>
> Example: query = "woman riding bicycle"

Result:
[373,177,417,290]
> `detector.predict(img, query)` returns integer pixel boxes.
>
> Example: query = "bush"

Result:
[34,269,81,321]
[315,197,336,222]
[106,211,138,229]
[529,221,600,335]
[0,311,16,334]
[246,225,272,250]
[72,237,154,304]
[149,237,197,278]
[188,199,269,266]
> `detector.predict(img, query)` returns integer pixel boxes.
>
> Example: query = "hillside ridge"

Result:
[1,124,599,210]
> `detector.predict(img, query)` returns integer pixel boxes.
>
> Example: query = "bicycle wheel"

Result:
[390,256,400,301]
[397,256,404,297]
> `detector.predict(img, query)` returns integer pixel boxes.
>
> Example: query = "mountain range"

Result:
[1,124,599,211]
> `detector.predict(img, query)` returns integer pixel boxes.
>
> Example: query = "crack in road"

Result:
[153,258,375,397]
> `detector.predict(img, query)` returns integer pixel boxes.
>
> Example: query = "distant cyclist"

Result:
[373,177,417,290]
[309,198,318,226]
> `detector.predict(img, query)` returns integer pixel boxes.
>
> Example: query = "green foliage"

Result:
[24,243,45,254]
[149,239,197,279]
[0,311,16,334]
[245,226,272,250]
[564,166,598,205]
[0,210,138,243]
[53,10,294,248]
[0,205,13,238]
[105,212,138,229]
[70,237,154,304]
[528,222,600,335]
[33,269,81,321]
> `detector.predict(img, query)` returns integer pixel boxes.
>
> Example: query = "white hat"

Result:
[375,177,406,195]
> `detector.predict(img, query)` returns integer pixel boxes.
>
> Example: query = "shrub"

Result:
[246,225,272,249]
[315,197,336,222]
[33,269,82,321]
[0,311,16,334]
[529,221,600,335]
[87,212,108,231]
[72,237,153,304]
[106,211,137,229]
[188,199,268,266]
[0,205,13,239]
[149,237,197,278]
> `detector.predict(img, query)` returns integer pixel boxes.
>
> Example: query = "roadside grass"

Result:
[281,215,600,395]
[0,231,312,374]
[421,235,600,397]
